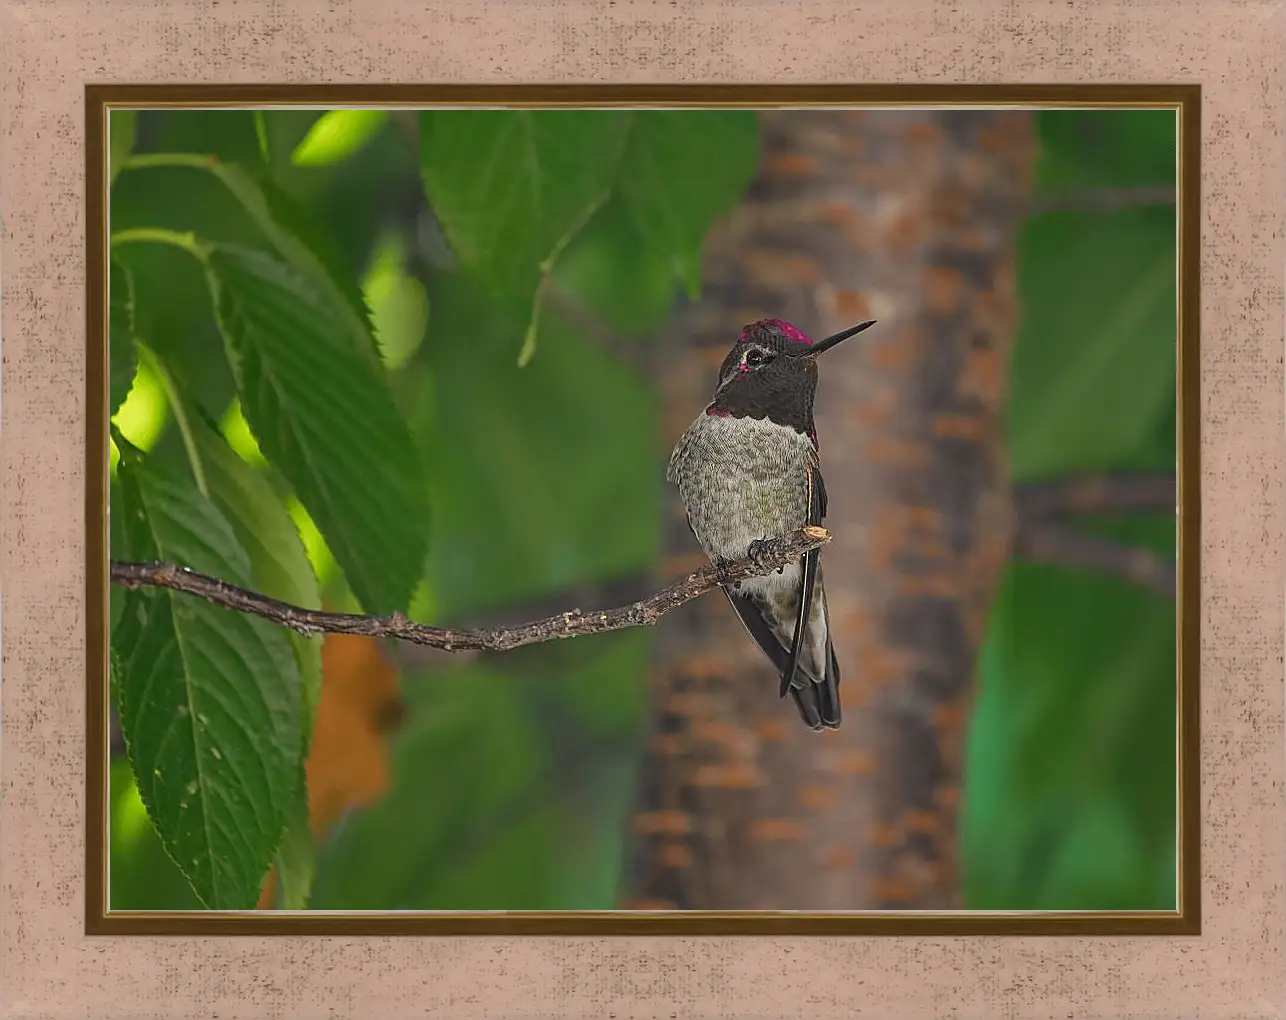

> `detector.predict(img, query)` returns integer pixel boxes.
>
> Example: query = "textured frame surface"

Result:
[3,1,1283,1017]
[82,83,1202,938]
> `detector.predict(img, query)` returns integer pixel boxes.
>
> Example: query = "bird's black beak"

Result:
[796,319,877,359]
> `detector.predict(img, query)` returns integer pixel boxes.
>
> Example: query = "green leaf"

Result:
[206,244,430,616]
[109,109,137,187]
[1006,206,1176,481]
[109,758,204,910]
[617,111,760,297]
[253,111,271,163]
[109,260,140,419]
[419,111,629,355]
[553,196,679,338]
[112,453,302,909]
[189,412,323,749]
[311,638,645,911]
[273,763,315,909]
[962,519,1177,910]
[118,155,382,367]
[292,110,390,167]
[203,159,383,365]
[1034,110,1177,195]
[416,273,660,621]
[189,413,323,912]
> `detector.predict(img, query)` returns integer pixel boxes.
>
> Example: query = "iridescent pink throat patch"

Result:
[740,318,811,346]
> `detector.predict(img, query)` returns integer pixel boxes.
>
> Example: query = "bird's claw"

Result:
[747,537,776,574]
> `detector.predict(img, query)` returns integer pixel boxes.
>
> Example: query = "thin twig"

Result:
[109,527,832,653]
[1013,521,1176,598]
[1027,185,1176,215]
[1014,472,1176,521]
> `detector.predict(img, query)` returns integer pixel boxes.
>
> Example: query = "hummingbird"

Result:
[666,317,876,731]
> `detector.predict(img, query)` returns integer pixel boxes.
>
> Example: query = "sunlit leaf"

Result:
[362,233,429,369]
[292,110,390,167]
[109,260,140,419]
[108,109,137,187]
[206,244,430,615]
[112,448,302,909]
[111,356,169,452]
[109,758,203,910]
[219,399,267,469]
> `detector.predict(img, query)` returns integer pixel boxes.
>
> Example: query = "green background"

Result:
[106,108,1177,912]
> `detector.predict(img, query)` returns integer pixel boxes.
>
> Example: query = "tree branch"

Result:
[1027,185,1176,215]
[1014,472,1176,521]
[109,526,832,653]
[1012,521,1176,598]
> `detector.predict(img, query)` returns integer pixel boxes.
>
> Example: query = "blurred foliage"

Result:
[106,107,1177,913]
[962,110,1178,910]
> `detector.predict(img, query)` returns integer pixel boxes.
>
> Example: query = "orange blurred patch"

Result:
[635,810,694,836]
[798,786,839,811]
[749,818,807,842]
[756,717,789,743]
[934,785,961,810]
[821,844,856,870]
[832,750,876,775]
[766,152,815,175]
[658,841,694,868]
[925,266,965,314]
[257,632,401,908]
[691,763,764,788]
[690,718,755,754]
[904,120,947,147]
[931,413,987,441]
[872,876,918,904]
[833,290,872,321]
[664,691,714,718]
[866,822,900,848]
[903,810,939,836]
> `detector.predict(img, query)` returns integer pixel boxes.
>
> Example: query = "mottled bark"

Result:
[627,110,1035,910]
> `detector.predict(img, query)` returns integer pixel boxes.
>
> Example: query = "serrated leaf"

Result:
[419,111,628,321]
[190,412,323,749]
[109,260,140,419]
[206,244,429,616]
[617,111,760,297]
[112,454,302,909]
[292,110,390,167]
[203,160,383,366]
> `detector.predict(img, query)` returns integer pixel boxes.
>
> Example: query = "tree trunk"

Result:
[626,109,1035,911]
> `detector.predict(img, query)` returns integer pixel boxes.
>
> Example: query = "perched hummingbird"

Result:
[666,317,876,731]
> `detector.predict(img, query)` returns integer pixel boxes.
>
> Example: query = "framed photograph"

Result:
[3,3,1282,1019]
[87,87,1197,937]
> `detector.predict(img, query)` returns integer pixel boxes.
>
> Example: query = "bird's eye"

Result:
[745,348,766,367]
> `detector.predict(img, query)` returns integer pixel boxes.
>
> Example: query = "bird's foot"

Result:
[747,537,779,574]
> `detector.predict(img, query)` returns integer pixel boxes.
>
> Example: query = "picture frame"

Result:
[84,83,1200,938]
[3,2,1281,1017]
